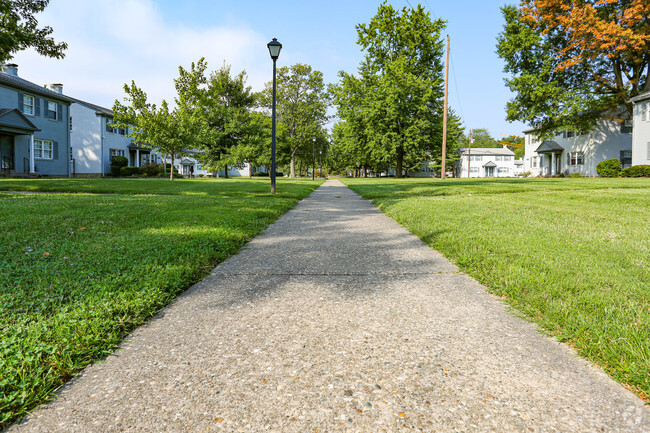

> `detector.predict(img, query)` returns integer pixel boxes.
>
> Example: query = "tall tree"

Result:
[332,2,446,177]
[497,1,650,136]
[0,0,67,63]
[113,74,205,181]
[176,60,261,177]
[262,63,330,178]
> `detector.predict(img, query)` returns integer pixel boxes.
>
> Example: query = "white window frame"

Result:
[532,156,538,168]
[34,139,53,160]
[111,149,124,157]
[568,152,584,166]
[23,94,35,116]
[47,101,58,120]
[496,155,502,161]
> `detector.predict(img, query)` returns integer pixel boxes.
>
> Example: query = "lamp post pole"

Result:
[267,38,282,194]
[319,150,323,178]
[312,137,316,181]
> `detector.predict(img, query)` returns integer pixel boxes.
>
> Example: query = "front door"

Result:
[0,135,15,171]
[485,167,494,177]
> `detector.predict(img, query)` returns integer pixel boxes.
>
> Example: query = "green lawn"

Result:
[0,177,322,429]
[342,177,650,401]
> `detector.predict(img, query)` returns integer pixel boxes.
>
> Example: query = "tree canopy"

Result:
[497,0,650,136]
[0,0,67,63]
[330,1,448,177]
[112,70,206,180]
[261,63,330,178]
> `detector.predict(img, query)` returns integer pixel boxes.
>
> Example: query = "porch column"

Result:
[29,134,35,173]
[551,152,556,175]
[136,149,140,167]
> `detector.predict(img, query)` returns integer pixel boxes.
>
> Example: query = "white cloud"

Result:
[11,0,270,109]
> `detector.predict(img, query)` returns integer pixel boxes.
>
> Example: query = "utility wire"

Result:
[449,49,469,133]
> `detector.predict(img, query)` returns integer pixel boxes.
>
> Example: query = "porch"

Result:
[0,109,39,176]
[535,140,564,176]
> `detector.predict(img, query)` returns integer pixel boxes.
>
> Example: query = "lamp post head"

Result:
[267,38,282,60]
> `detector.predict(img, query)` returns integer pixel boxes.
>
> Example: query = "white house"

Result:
[523,118,632,177]
[70,98,161,177]
[162,151,263,178]
[631,91,650,166]
[455,146,516,178]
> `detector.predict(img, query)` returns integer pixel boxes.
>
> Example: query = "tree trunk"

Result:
[224,164,229,178]
[290,155,296,178]
[170,152,174,181]
[395,147,404,178]
[299,159,303,177]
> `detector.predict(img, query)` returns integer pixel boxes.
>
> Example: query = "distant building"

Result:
[523,118,632,177]
[455,146,516,178]
[630,91,650,166]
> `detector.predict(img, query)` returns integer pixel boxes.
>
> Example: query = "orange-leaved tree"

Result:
[497,0,650,136]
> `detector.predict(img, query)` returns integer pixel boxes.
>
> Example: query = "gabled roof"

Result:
[0,108,40,133]
[0,72,74,103]
[458,147,516,156]
[482,161,497,168]
[70,97,113,117]
[535,140,564,153]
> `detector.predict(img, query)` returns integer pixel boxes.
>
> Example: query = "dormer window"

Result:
[23,94,34,115]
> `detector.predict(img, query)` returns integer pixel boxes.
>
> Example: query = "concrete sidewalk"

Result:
[12,180,649,432]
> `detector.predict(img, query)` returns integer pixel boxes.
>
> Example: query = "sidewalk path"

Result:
[13,180,649,432]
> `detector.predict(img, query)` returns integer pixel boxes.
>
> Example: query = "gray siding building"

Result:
[0,64,73,176]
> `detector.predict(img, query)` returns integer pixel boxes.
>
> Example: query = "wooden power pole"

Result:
[441,35,450,180]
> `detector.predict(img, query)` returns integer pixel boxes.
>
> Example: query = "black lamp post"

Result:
[312,136,316,181]
[267,38,282,194]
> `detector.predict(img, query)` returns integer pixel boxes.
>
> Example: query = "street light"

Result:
[312,136,316,181]
[267,38,282,193]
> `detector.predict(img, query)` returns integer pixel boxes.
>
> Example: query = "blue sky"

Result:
[12,0,526,138]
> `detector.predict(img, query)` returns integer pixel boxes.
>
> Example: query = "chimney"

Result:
[2,64,18,76]
[49,83,63,94]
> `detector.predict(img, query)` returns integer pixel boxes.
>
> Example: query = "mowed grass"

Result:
[342,177,650,400]
[0,178,321,428]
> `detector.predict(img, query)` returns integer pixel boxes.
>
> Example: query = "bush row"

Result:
[597,159,650,178]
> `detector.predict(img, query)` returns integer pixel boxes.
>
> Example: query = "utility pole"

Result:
[467,130,472,178]
[312,137,316,181]
[441,35,450,180]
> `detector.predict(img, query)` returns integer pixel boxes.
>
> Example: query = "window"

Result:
[470,155,482,162]
[47,101,58,120]
[496,156,503,161]
[106,119,114,133]
[498,167,509,173]
[568,152,584,166]
[23,94,34,115]
[620,150,632,169]
[34,139,53,159]
[643,103,650,122]
[566,130,575,138]
[111,149,124,157]
[647,142,650,161]
[469,167,479,173]
[532,156,537,168]
[620,123,632,134]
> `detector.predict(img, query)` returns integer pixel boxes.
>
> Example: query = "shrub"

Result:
[621,165,650,178]
[110,155,128,177]
[120,166,143,176]
[142,163,162,177]
[276,172,284,177]
[253,172,269,177]
[567,172,584,178]
[596,158,621,178]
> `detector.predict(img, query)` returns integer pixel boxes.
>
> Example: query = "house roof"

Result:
[630,91,650,104]
[71,97,113,117]
[483,161,497,168]
[535,140,564,153]
[0,71,74,103]
[514,159,524,166]
[0,108,40,133]
[458,147,515,156]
